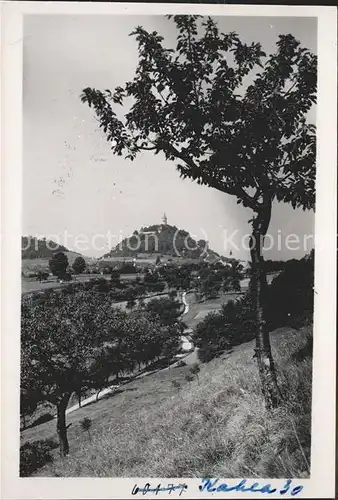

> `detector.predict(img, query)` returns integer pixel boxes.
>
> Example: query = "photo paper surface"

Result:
[1,2,336,499]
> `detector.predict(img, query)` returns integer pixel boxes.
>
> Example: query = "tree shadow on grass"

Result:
[24,412,54,431]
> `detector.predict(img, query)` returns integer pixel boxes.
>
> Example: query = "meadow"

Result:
[21,323,312,478]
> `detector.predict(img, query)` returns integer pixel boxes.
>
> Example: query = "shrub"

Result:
[145,297,181,326]
[72,256,86,274]
[193,295,255,363]
[20,439,58,477]
[194,253,314,363]
[120,263,137,274]
[265,253,314,330]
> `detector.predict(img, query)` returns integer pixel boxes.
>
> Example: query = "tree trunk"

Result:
[96,388,102,402]
[250,198,280,410]
[56,393,71,457]
[77,389,82,408]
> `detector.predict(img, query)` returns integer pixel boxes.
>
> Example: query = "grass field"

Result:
[22,252,96,273]
[21,272,146,295]
[21,323,312,478]
[184,291,242,328]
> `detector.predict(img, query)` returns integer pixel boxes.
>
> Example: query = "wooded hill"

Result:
[101,223,224,261]
[22,237,69,259]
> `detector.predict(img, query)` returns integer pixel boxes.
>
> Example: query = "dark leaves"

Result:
[81,17,316,212]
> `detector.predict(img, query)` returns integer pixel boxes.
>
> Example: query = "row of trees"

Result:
[48,252,86,279]
[21,291,182,456]
[194,261,243,301]
[46,251,244,300]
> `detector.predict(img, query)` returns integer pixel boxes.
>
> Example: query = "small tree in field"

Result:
[49,251,69,279]
[72,256,86,275]
[189,362,201,385]
[80,417,92,441]
[81,16,316,409]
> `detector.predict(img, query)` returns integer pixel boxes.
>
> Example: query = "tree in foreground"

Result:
[21,291,182,455]
[81,16,316,409]
[21,291,114,456]
[72,256,86,275]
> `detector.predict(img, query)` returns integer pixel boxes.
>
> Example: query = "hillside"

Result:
[22,237,69,259]
[21,237,95,275]
[21,324,312,478]
[101,223,222,261]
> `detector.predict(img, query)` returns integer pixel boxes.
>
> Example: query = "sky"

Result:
[23,14,317,260]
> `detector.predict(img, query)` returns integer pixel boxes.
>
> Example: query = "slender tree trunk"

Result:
[56,393,71,457]
[77,389,82,408]
[250,198,280,410]
[96,389,101,402]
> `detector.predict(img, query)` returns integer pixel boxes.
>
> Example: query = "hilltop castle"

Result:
[140,213,168,235]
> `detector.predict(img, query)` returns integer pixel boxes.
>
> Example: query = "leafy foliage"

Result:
[22,237,68,259]
[21,288,182,454]
[81,15,316,212]
[265,250,314,330]
[72,256,86,274]
[193,295,256,363]
[80,15,316,408]
[145,297,182,326]
[49,251,69,279]
[20,439,58,477]
[194,251,314,363]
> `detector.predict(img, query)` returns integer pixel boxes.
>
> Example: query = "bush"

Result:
[120,263,137,274]
[36,271,49,282]
[146,281,165,293]
[193,295,255,363]
[20,439,58,477]
[194,253,314,363]
[265,253,314,330]
[72,256,86,274]
[146,297,181,326]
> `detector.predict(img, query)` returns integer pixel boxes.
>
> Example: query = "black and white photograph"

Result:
[1,2,336,499]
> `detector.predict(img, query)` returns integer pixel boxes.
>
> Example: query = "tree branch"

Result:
[137,145,157,151]
[163,143,258,210]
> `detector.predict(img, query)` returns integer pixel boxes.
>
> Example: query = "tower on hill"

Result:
[162,213,168,225]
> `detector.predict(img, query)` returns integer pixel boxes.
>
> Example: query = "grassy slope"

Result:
[22,252,95,273]
[23,324,312,478]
